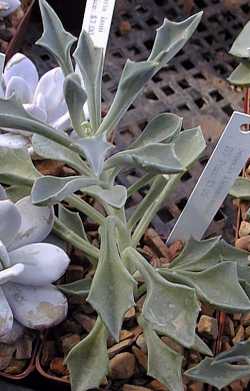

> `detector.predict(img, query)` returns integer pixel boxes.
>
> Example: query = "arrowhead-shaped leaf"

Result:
[0,146,40,186]
[228,62,250,86]
[77,134,114,176]
[174,126,206,168]
[130,113,182,149]
[58,204,86,238]
[170,262,250,312]
[66,317,109,391]
[149,12,202,63]
[32,134,86,174]
[230,177,250,200]
[86,185,127,209]
[123,248,200,347]
[214,341,250,365]
[185,357,250,390]
[139,316,184,391]
[97,13,202,136]
[192,334,213,356]
[105,143,184,175]
[37,0,76,75]
[32,176,98,205]
[229,20,250,58]
[169,236,222,272]
[63,73,87,134]
[87,218,136,341]
[59,278,91,297]
[74,31,104,131]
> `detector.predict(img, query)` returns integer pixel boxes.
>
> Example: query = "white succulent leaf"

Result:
[3,283,68,329]
[0,0,21,17]
[0,320,24,344]
[7,196,54,251]
[0,286,13,336]
[9,243,70,286]
[0,200,21,247]
[0,196,70,333]
[3,53,39,94]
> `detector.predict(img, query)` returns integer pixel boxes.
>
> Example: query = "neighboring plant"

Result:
[0,184,70,342]
[0,52,70,149]
[0,0,20,17]
[0,1,250,390]
[228,20,250,86]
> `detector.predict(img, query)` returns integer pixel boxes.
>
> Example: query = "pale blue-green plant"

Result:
[0,1,250,391]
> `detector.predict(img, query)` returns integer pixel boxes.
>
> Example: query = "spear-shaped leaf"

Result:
[229,20,250,58]
[74,31,104,131]
[32,176,99,206]
[87,218,136,341]
[97,12,202,136]
[32,134,86,174]
[230,177,250,200]
[214,341,250,364]
[139,316,184,391]
[123,248,200,347]
[228,62,250,86]
[162,262,250,312]
[63,73,87,134]
[59,278,91,297]
[0,146,40,186]
[105,143,184,175]
[66,317,109,391]
[37,0,76,75]
[130,113,182,149]
[185,357,250,390]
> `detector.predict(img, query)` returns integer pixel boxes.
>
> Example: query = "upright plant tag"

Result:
[83,0,116,51]
[167,111,250,244]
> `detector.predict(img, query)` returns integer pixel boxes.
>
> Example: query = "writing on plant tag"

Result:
[83,0,116,51]
[167,111,250,244]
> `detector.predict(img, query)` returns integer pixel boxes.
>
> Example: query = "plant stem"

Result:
[66,194,106,225]
[131,175,180,247]
[53,218,99,265]
[127,173,154,198]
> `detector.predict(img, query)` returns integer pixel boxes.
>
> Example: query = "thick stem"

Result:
[66,195,106,226]
[53,218,99,265]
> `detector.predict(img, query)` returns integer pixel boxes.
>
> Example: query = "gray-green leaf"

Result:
[230,177,250,200]
[105,143,184,175]
[139,316,184,391]
[31,176,98,205]
[214,341,250,365]
[87,218,136,341]
[123,248,200,347]
[130,113,182,149]
[185,357,250,390]
[0,146,40,186]
[32,134,86,174]
[37,0,76,75]
[228,62,250,86]
[74,30,104,131]
[168,262,250,312]
[59,204,86,238]
[229,20,250,58]
[59,278,91,297]
[63,73,87,134]
[66,317,108,391]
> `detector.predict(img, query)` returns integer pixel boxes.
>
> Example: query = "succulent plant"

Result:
[0,53,70,149]
[0,1,250,390]
[0,184,70,342]
[0,0,20,17]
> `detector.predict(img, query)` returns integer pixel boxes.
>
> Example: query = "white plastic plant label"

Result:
[83,0,116,52]
[167,111,250,244]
